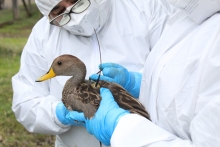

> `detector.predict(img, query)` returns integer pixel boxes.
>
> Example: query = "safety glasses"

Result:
[49,0,91,26]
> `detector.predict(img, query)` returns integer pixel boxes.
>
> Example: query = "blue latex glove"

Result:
[56,102,85,126]
[90,63,142,98]
[84,88,129,146]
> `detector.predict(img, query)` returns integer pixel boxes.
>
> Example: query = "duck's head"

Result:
[36,54,87,82]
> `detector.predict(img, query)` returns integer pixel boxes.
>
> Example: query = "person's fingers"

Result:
[66,111,86,122]
[100,88,113,98]
[99,88,118,107]
[99,63,123,70]
[102,68,119,78]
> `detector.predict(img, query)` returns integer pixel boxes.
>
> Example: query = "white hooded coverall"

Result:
[111,0,220,146]
[12,0,175,146]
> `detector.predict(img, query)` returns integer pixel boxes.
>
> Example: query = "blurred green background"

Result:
[0,2,55,147]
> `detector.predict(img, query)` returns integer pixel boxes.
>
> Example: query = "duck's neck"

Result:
[65,63,87,87]
[68,74,85,86]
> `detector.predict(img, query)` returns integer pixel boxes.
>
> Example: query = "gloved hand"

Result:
[56,102,85,126]
[84,88,129,146]
[90,63,142,98]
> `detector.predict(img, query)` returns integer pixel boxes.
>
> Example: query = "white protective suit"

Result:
[12,0,175,147]
[111,0,220,146]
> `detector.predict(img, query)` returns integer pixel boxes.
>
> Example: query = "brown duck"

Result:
[36,54,150,120]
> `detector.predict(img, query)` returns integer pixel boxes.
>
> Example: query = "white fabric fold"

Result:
[167,0,220,24]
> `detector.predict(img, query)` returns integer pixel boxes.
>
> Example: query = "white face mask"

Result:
[167,0,220,24]
[62,0,100,36]
[62,0,99,36]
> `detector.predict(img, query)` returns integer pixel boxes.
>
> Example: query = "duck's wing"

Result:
[99,80,150,120]
[65,82,101,119]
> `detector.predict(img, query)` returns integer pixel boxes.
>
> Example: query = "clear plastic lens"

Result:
[71,0,90,13]
[59,14,70,26]
[51,14,70,26]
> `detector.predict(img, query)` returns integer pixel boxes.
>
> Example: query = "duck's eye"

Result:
[57,61,62,65]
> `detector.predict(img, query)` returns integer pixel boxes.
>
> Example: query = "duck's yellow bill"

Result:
[35,68,56,82]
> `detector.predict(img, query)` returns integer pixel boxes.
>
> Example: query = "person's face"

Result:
[49,0,78,20]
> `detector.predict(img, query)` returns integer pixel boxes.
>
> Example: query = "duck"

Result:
[36,54,150,120]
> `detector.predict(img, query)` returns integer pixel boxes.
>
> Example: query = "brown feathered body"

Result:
[62,79,101,119]
[37,54,150,120]
[63,79,150,120]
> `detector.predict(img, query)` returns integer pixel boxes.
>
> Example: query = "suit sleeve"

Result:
[111,99,220,147]
[12,17,70,134]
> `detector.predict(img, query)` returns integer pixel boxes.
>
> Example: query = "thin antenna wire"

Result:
[94,29,102,88]
[94,29,102,65]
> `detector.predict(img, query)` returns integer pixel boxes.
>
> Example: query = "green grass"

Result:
[0,4,55,147]
[0,9,13,24]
